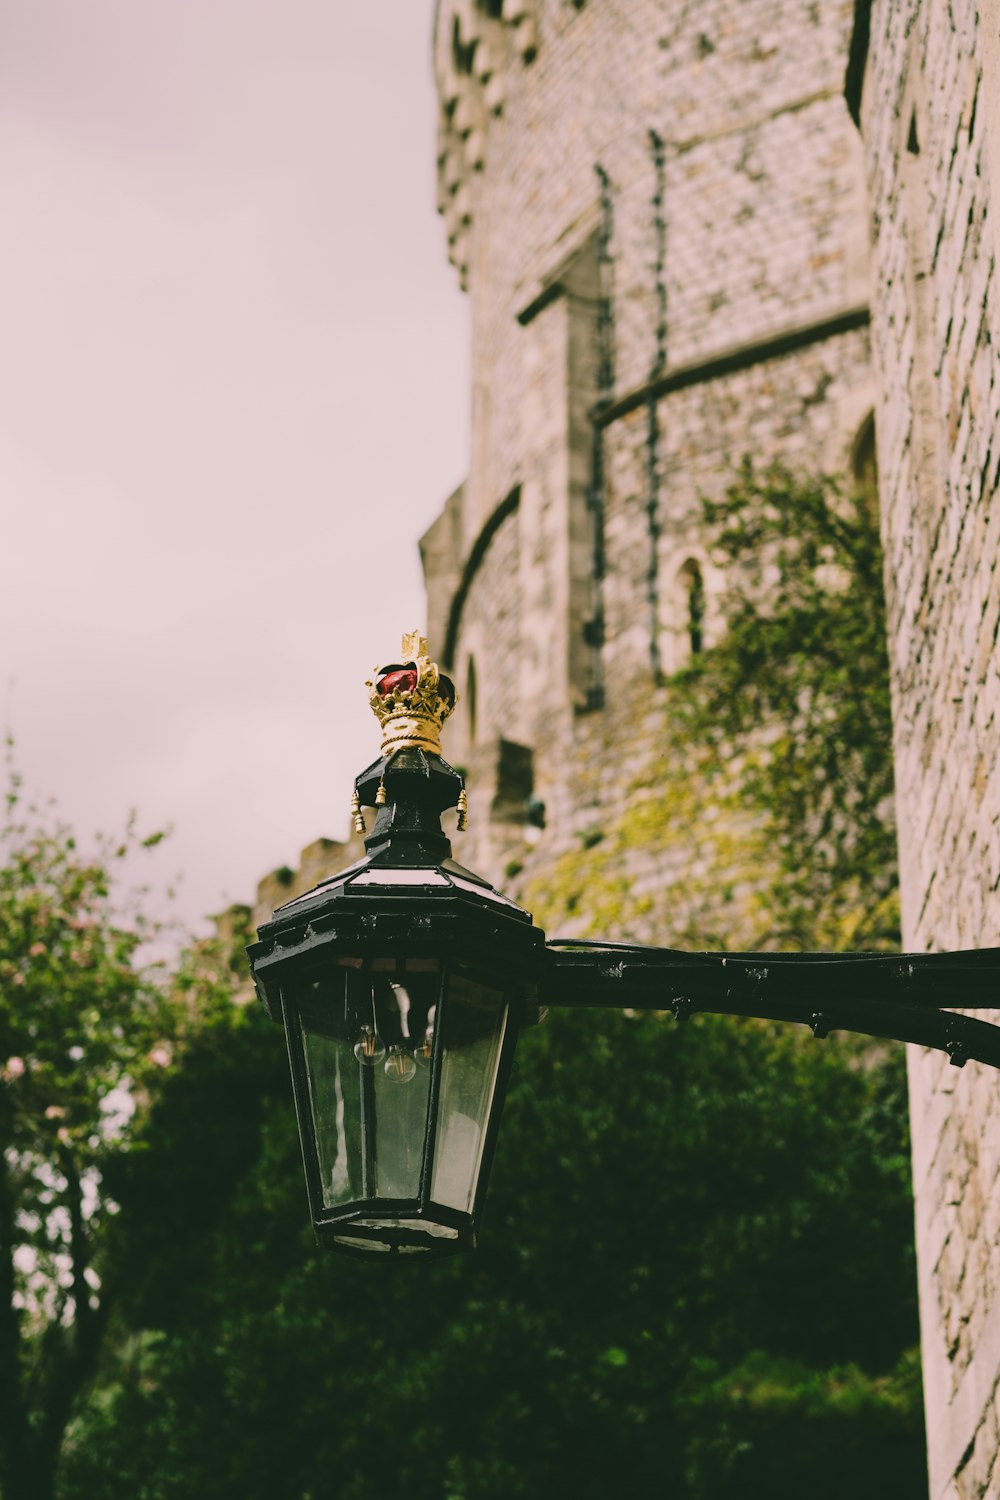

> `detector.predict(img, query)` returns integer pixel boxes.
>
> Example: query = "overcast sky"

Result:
[0,1,469,937]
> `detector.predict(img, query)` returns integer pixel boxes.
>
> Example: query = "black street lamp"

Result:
[248,634,1000,1259]
[248,635,543,1256]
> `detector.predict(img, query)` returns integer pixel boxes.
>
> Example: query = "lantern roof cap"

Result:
[264,848,528,929]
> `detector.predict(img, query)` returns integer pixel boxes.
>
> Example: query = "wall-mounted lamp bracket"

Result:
[544,941,1000,1070]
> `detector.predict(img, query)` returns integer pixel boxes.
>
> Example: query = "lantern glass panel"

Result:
[296,961,442,1210]
[301,1026,359,1208]
[431,969,508,1214]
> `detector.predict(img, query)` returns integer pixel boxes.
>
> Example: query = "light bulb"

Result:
[384,1045,417,1083]
[354,1026,386,1065]
[414,1034,434,1069]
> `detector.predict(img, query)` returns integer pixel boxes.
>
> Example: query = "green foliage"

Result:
[674,462,898,948]
[526,463,898,951]
[57,1005,924,1500]
[0,762,181,1500]
[678,1346,924,1497]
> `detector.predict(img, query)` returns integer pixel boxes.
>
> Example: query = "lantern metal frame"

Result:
[248,747,544,1257]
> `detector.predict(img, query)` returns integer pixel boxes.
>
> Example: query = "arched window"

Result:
[851,411,879,519]
[466,656,478,743]
[680,559,705,657]
[657,552,715,674]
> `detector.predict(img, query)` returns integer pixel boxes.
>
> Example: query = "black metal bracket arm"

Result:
[542,942,1000,1070]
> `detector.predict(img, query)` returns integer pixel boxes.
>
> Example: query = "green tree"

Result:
[59,1004,923,1500]
[0,767,177,1500]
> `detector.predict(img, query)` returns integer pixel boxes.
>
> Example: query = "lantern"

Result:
[247,634,544,1256]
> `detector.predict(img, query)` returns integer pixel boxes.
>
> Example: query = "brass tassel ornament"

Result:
[375,778,387,807]
[350,789,365,834]
[456,788,468,831]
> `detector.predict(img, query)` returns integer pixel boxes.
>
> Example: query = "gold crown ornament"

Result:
[365,631,458,760]
[351,634,466,834]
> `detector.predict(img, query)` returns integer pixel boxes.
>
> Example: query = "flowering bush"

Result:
[0,757,180,1500]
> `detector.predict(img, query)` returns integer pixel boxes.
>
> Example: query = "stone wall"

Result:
[857,0,1000,1493]
[436,0,870,532]
[427,0,874,889]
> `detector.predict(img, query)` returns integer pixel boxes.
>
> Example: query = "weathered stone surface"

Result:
[859,0,1000,1492]
[427,0,873,893]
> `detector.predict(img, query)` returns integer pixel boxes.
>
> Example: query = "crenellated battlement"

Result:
[433,0,540,287]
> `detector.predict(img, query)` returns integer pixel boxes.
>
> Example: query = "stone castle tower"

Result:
[427,1,999,1490]
[423,0,873,899]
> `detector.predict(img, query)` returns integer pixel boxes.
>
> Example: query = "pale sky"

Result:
[0,1,469,937]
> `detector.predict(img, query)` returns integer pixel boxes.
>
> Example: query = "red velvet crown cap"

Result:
[377,667,419,697]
